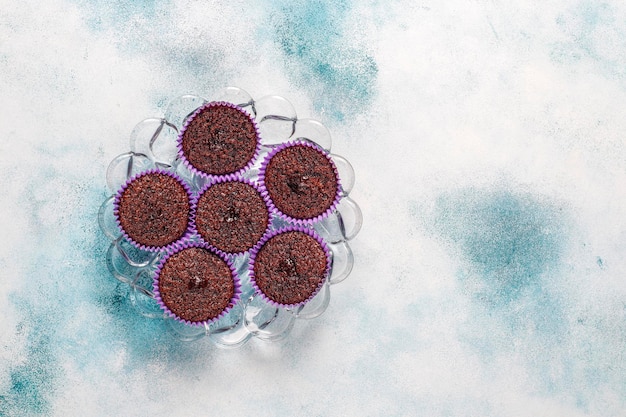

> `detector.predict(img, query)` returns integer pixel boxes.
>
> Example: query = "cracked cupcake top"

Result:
[155,245,238,324]
[262,141,340,222]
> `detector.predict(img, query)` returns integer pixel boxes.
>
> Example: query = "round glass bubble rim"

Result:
[98,87,362,347]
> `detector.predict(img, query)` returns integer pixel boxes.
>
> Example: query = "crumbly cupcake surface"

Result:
[157,247,234,323]
[195,181,268,253]
[264,144,338,220]
[181,104,258,175]
[117,172,190,248]
[253,231,328,305]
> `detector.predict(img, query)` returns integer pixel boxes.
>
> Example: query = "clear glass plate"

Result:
[98,87,362,347]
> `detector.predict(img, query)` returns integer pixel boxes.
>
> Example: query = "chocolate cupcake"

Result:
[154,242,241,325]
[178,101,260,177]
[192,176,270,254]
[260,141,341,224]
[114,170,192,251]
[250,227,331,308]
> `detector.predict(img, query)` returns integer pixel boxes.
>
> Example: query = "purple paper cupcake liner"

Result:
[153,240,242,327]
[248,226,332,309]
[258,140,342,225]
[176,101,262,180]
[189,174,271,256]
[113,168,194,253]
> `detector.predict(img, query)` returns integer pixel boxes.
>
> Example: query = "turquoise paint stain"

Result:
[73,0,227,103]
[0,145,203,415]
[74,0,379,119]
[428,188,626,411]
[430,188,571,377]
[73,0,167,31]
[433,188,566,306]
[2,308,59,417]
[268,0,378,121]
[551,1,626,80]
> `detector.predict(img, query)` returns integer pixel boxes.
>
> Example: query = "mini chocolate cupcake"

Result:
[260,141,341,224]
[192,176,270,254]
[114,169,192,252]
[154,242,241,325]
[177,101,261,177]
[249,227,331,308]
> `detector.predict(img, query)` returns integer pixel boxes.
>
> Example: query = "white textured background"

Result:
[1,1,625,416]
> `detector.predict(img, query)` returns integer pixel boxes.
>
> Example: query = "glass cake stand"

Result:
[98,87,362,348]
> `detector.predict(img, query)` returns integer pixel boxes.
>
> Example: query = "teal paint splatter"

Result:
[2,310,59,417]
[433,188,566,305]
[1,145,204,415]
[73,0,167,31]
[72,0,228,103]
[429,188,571,375]
[269,0,379,121]
[427,188,626,411]
[551,1,626,80]
[74,0,379,119]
